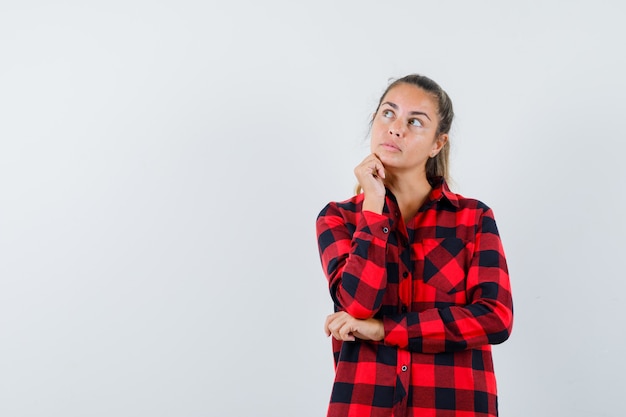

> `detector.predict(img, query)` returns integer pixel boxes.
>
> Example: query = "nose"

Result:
[388,119,404,137]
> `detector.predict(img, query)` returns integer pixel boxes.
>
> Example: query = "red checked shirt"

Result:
[316,178,513,417]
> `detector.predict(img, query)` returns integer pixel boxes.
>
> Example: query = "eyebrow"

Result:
[382,101,432,121]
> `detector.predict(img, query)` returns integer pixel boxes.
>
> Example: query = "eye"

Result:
[382,109,394,118]
[409,118,423,127]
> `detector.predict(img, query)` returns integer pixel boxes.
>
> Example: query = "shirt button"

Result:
[402,272,408,278]
[401,306,407,313]
[401,365,408,372]
[382,227,389,234]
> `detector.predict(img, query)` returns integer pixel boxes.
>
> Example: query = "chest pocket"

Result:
[419,237,472,294]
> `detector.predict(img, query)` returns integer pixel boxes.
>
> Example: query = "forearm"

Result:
[317,207,391,319]
[383,297,513,353]
[382,208,514,353]
[325,311,385,342]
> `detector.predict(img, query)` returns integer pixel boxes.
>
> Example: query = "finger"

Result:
[326,311,360,341]
[338,321,356,342]
[359,161,384,181]
[324,313,337,336]
[329,318,348,340]
[376,164,385,179]
[370,154,386,179]
[359,155,381,169]
[334,316,354,341]
[325,312,346,338]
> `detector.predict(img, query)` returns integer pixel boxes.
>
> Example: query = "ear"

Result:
[430,133,448,158]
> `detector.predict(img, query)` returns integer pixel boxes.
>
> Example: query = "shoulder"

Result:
[317,193,364,219]
[436,178,493,215]
[443,190,499,228]
[447,192,503,237]
[316,194,364,242]
[451,192,492,212]
[316,194,364,239]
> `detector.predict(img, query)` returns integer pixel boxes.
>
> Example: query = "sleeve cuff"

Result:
[383,315,409,349]
[358,210,393,241]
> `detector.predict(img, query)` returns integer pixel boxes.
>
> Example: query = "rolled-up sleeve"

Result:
[317,204,392,319]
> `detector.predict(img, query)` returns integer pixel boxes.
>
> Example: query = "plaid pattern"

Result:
[316,178,513,417]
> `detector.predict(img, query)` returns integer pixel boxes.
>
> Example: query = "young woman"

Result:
[316,74,513,417]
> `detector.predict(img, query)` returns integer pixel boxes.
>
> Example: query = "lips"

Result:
[380,142,401,151]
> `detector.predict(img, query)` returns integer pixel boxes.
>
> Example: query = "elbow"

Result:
[489,304,514,345]
[334,289,380,319]
[344,303,379,320]
[488,327,511,345]
[331,281,384,320]
[470,299,513,345]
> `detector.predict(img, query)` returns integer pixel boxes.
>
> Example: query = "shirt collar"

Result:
[428,176,459,208]
[383,176,459,215]
[376,178,455,237]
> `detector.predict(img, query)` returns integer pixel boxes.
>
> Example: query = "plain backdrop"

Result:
[1,1,625,416]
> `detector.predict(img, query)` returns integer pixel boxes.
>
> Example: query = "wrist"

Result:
[362,195,385,214]
[375,319,385,341]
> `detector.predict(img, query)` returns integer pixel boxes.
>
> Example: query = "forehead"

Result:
[382,83,438,112]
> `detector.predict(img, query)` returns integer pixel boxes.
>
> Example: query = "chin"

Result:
[377,153,400,167]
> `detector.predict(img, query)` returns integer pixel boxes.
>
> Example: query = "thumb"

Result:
[377,164,386,179]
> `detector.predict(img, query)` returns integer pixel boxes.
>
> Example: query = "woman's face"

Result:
[370,83,447,174]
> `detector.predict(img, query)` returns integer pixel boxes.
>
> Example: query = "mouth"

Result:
[380,142,400,152]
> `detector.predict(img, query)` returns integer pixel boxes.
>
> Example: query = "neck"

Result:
[384,170,432,223]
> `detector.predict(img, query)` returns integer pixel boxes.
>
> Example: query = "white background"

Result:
[1,1,625,416]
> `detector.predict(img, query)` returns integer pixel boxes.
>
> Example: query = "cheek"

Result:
[369,125,383,144]
[371,121,390,139]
